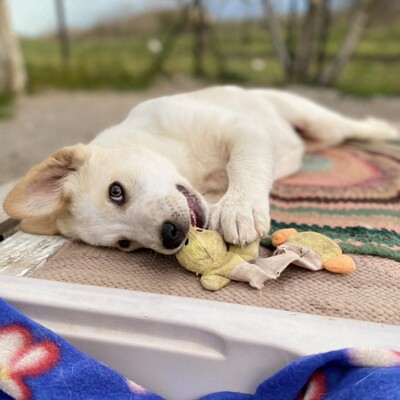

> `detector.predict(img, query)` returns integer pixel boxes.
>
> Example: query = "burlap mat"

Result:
[31,241,400,325]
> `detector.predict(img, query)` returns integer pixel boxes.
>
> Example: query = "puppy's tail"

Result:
[342,117,399,142]
[254,89,399,145]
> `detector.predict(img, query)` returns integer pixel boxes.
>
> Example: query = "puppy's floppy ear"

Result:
[3,144,89,220]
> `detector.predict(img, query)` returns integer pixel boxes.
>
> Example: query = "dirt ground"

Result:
[1,79,399,186]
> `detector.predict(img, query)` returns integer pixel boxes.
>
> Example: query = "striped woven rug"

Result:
[264,140,400,261]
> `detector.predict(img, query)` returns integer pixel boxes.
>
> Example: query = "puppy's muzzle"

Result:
[161,221,188,250]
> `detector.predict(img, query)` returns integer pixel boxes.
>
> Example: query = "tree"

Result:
[263,0,377,86]
[145,1,213,81]
[320,0,375,85]
[0,0,26,94]
[262,0,291,76]
[292,0,331,83]
[192,0,209,76]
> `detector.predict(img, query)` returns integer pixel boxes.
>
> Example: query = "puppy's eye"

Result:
[118,239,131,249]
[109,182,124,204]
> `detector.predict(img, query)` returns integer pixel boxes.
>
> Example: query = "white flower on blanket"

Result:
[0,324,59,400]
[126,379,149,394]
[348,348,400,367]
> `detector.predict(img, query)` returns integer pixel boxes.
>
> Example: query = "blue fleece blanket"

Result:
[0,298,399,400]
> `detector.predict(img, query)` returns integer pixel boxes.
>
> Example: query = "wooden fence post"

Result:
[54,0,70,68]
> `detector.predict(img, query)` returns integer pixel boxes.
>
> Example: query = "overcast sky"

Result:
[7,0,303,37]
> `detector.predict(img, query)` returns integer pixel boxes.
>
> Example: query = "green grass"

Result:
[21,37,154,91]
[337,61,400,96]
[18,19,400,96]
[0,94,14,119]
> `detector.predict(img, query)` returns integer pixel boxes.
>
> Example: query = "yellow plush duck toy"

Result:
[176,227,355,291]
[175,227,270,291]
[270,228,356,274]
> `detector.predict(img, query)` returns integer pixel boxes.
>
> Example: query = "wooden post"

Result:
[54,0,70,68]
[0,0,26,94]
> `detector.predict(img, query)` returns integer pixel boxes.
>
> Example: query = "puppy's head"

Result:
[4,144,208,254]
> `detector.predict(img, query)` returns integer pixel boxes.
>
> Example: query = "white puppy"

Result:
[4,86,397,254]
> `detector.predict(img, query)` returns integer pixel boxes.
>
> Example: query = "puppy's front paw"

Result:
[208,195,270,245]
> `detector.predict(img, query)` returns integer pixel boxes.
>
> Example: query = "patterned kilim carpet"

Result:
[265,141,400,261]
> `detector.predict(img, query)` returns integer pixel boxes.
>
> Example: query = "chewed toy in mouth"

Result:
[177,185,206,227]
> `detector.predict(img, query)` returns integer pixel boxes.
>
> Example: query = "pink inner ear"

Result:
[4,144,87,220]
[22,165,76,217]
[25,166,73,197]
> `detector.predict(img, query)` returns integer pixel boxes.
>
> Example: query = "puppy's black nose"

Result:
[161,221,187,250]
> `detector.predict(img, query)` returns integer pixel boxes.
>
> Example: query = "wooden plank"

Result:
[0,231,67,277]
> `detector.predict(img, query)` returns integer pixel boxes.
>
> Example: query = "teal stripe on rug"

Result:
[261,221,400,262]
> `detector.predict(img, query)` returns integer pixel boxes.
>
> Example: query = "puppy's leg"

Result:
[254,89,399,145]
[208,121,274,246]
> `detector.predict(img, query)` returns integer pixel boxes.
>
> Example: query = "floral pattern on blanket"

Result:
[0,299,165,400]
[0,324,59,400]
[1,297,400,400]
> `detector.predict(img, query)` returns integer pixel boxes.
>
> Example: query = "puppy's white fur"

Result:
[4,86,398,254]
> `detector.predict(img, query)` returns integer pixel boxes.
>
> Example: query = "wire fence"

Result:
[6,0,400,95]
